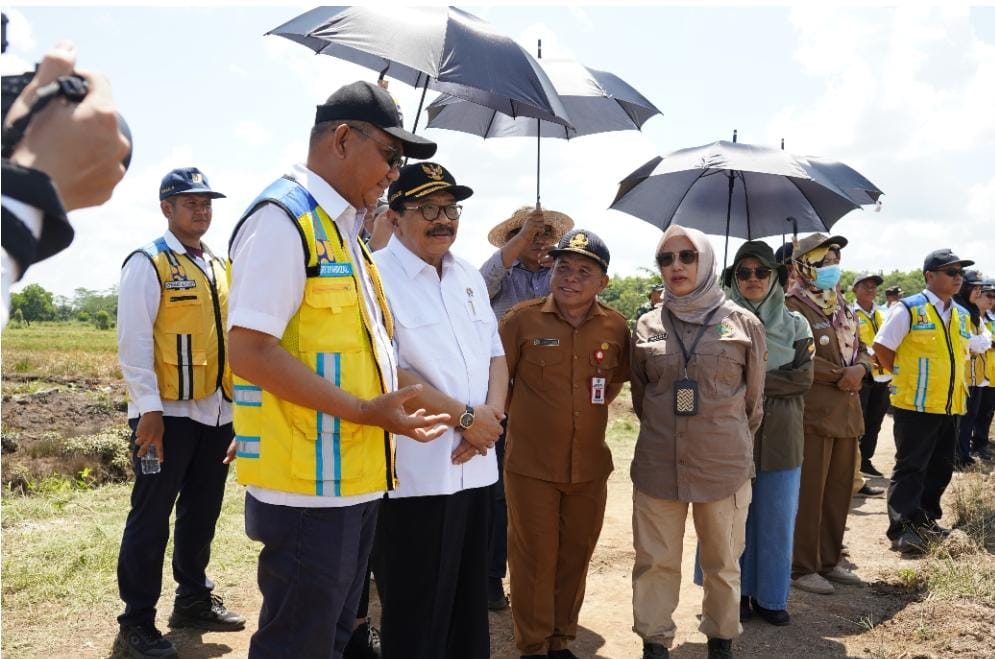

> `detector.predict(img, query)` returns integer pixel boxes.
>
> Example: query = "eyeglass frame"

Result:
[932,268,965,278]
[349,125,404,170]
[401,203,463,221]
[735,265,773,281]
[656,249,698,268]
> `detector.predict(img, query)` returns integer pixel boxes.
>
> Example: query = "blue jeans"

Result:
[694,467,801,610]
[245,493,379,659]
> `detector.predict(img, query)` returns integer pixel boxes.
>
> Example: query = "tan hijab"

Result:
[659,225,728,325]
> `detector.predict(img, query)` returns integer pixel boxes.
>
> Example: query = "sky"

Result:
[3,3,994,299]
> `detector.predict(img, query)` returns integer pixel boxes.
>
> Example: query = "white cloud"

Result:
[234,120,271,147]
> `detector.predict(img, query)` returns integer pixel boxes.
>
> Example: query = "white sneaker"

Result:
[791,572,835,594]
[823,565,862,585]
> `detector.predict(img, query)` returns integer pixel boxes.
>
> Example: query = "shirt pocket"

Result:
[589,340,622,379]
[520,345,564,391]
[299,279,364,353]
[698,341,746,397]
[161,293,203,334]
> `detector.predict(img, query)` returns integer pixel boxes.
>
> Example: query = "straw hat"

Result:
[487,205,575,248]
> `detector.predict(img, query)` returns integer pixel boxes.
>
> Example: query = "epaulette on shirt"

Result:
[503,297,547,320]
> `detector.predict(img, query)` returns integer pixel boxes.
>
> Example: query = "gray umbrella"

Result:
[267,6,571,132]
[425,53,662,204]
[610,139,883,264]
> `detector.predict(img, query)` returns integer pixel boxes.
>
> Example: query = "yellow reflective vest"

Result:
[230,177,397,497]
[890,293,971,415]
[127,238,232,402]
[855,304,891,378]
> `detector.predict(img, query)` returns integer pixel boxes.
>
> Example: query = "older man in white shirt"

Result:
[373,162,508,659]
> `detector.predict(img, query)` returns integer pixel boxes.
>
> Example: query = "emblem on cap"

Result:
[569,232,589,249]
[422,164,444,181]
[191,173,203,183]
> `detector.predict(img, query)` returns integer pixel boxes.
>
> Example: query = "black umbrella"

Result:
[610,138,884,265]
[425,48,662,205]
[267,6,571,134]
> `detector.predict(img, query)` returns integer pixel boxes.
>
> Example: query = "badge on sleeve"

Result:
[591,377,606,405]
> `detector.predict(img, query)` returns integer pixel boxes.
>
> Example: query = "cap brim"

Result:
[548,247,608,270]
[927,259,975,271]
[854,274,884,286]
[382,126,437,160]
[166,190,227,200]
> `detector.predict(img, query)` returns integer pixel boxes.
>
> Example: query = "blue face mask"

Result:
[813,264,842,290]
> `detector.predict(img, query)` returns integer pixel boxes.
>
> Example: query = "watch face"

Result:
[460,412,474,428]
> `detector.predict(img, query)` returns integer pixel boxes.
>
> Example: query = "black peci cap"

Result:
[387,162,473,211]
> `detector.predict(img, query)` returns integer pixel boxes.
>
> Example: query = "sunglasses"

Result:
[402,203,462,221]
[656,250,698,268]
[735,266,773,281]
[985,292,995,299]
[936,268,965,278]
[351,125,404,170]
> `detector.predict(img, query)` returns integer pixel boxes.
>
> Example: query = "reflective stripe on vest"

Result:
[231,177,397,497]
[890,293,970,415]
[128,239,232,402]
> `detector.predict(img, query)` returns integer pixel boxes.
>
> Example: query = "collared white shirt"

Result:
[875,288,967,351]
[117,230,232,427]
[374,236,503,498]
[228,163,396,508]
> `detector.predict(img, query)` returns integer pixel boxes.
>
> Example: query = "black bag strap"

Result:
[664,306,720,377]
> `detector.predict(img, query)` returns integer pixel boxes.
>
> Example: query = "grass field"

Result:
[2,323,120,379]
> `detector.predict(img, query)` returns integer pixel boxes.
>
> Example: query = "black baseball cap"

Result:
[549,229,610,271]
[387,162,473,211]
[316,81,436,160]
[923,248,974,273]
[885,286,903,296]
[159,167,226,201]
[962,270,983,286]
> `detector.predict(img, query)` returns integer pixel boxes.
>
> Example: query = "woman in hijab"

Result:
[630,225,766,659]
[785,234,873,596]
[953,271,994,468]
[715,241,813,626]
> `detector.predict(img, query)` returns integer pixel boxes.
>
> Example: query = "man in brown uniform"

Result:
[500,229,630,659]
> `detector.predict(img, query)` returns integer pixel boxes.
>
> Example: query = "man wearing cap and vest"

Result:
[873,248,974,554]
[478,205,575,609]
[953,270,994,470]
[115,167,244,659]
[972,279,995,461]
[372,162,507,659]
[226,81,449,658]
[499,229,630,659]
[852,273,892,481]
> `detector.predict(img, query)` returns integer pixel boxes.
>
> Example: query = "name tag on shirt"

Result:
[164,280,196,290]
[533,338,560,347]
[591,377,606,405]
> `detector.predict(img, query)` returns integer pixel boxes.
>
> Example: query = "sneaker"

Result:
[891,529,927,555]
[739,595,752,622]
[791,572,834,595]
[706,638,734,659]
[548,650,579,659]
[343,619,381,659]
[750,598,790,626]
[113,624,178,658]
[856,484,885,497]
[642,642,670,659]
[168,593,245,631]
[487,577,510,611]
[860,461,884,478]
[822,565,862,585]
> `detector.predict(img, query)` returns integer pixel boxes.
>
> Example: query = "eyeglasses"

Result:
[937,268,965,278]
[402,203,462,221]
[351,125,404,170]
[656,250,698,268]
[735,266,772,281]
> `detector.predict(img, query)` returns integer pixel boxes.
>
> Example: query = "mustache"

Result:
[426,225,455,237]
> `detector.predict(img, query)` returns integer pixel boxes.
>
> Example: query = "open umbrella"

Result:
[267,6,571,133]
[610,139,883,265]
[425,50,662,205]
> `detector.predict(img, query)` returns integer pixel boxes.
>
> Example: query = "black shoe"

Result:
[860,461,884,478]
[548,650,579,659]
[642,642,670,659]
[919,520,951,539]
[114,624,177,658]
[750,598,790,626]
[707,638,734,659]
[343,619,381,659]
[891,529,927,555]
[168,593,246,631]
[488,577,510,611]
[972,447,993,462]
[856,484,885,497]
[739,595,752,622]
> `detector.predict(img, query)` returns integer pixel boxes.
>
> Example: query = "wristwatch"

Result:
[458,405,475,431]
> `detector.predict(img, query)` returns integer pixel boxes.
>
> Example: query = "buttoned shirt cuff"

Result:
[229,308,288,339]
[135,395,164,416]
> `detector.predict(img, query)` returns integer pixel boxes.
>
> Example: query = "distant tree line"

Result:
[9,284,117,329]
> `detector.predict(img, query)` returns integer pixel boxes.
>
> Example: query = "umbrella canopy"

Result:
[424,58,661,139]
[268,6,571,128]
[611,140,883,263]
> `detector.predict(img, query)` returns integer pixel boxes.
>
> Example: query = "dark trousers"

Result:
[245,493,379,658]
[117,416,233,627]
[374,487,491,659]
[858,379,891,463]
[886,409,957,539]
[488,424,508,583]
[957,386,983,462]
[973,386,995,451]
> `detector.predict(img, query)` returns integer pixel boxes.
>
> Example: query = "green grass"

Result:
[1,322,120,379]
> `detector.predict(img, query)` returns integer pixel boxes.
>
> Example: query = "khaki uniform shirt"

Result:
[500,296,631,483]
[630,302,767,502]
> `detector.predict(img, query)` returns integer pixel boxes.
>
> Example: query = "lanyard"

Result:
[664,307,720,377]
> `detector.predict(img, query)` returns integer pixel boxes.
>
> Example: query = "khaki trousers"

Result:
[631,480,751,647]
[506,471,608,655]
[852,443,865,496]
[792,434,856,578]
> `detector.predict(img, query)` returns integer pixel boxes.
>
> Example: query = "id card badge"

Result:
[591,377,607,405]
[674,377,699,416]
